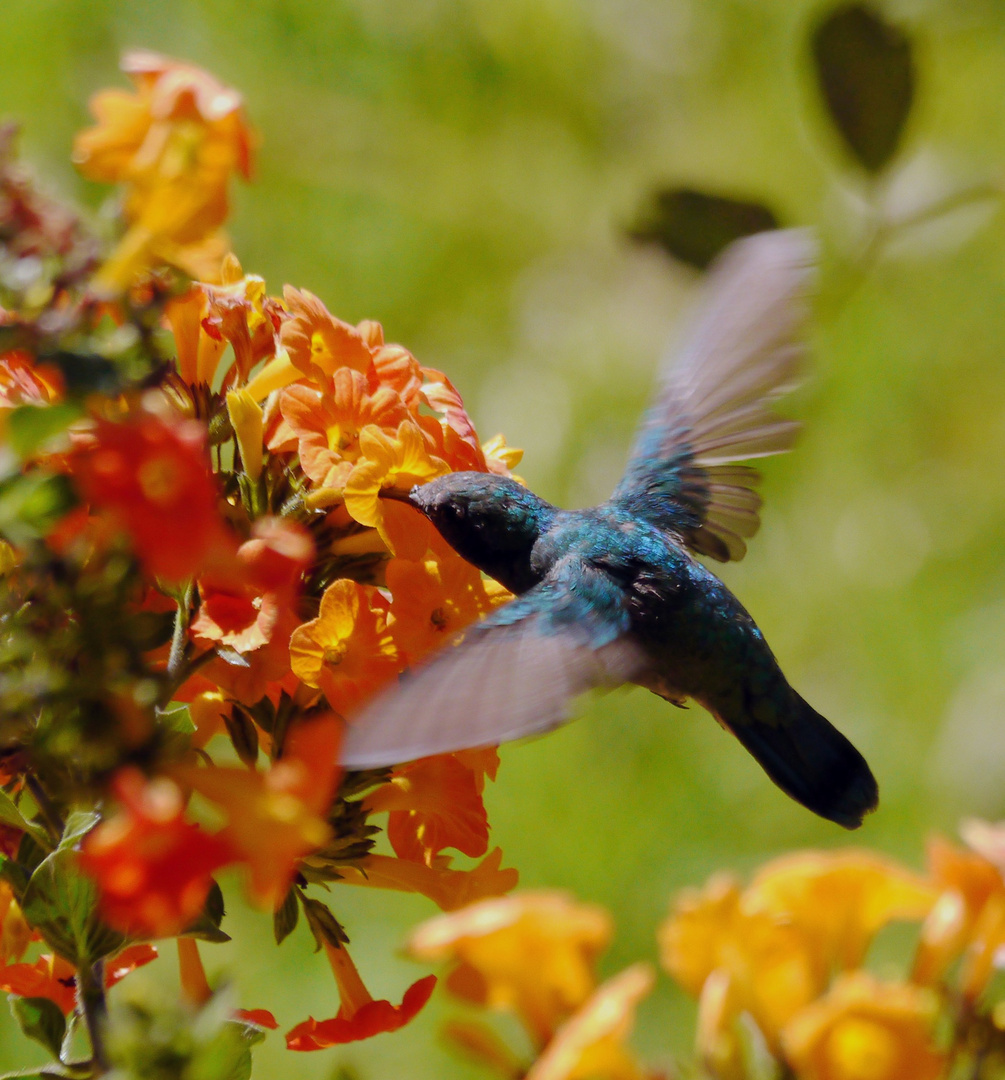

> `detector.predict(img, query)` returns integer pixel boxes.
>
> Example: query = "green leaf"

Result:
[58,811,100,851]
[8,995,66,1059]
[812,3,915,173]
[0,791,49,848]
[629,188,779,270]
[273,888,298,945]
[159,702,196,735]
[6,403,83,461]
[0,1068,92,1080]
[0,473,76,546]
[21,847,125,965]
[224,707,259,768]
[0,855,30,899]
[298,893,347,952]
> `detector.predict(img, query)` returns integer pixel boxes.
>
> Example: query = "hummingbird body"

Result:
[342,230,879,829]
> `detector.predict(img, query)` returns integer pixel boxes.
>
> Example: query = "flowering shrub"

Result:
[0,53,519,1076]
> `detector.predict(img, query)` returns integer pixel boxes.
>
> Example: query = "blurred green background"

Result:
[4,0,1005,1075]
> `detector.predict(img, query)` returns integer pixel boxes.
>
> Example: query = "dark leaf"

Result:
[812,3,915,173]
[40,352,121,397]
[9,996,66,1059]
[629,188,779,269]
[273,888,298,945]
[298,893,348,952]
[182,880,231,943]
[224,708,259,768]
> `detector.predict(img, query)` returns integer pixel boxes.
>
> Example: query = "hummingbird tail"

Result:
[718,690,879,829]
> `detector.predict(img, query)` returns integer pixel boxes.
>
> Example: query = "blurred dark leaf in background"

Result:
[812,2,915,173]
[628,187,780,269]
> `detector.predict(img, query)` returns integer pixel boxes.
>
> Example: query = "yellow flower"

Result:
[745,850,937,971]
[74,51,254,292]
[781,973,945,1080]
[289,579,399,716]
[525,963,655,1080]
[407,891,611,1047]
[659,872,823,1046]
[343,421,448,550]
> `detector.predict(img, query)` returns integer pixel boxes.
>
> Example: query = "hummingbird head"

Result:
[403,472,557,594]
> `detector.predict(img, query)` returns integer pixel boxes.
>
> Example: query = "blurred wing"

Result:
[613,229,816,562]
[340,563,646,769]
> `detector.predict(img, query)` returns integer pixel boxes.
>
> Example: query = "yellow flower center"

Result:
[138,455,183,505]
[827,1017,898,1080]
[323,641,349,667]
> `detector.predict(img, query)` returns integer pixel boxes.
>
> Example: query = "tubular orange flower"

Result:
[0,944,158,1016]
[178,714,342,909]
[658,872,823,1047]
[281,368,409,489]
[280,286,374,379]
[289,579,398,715]
[781,973,945,1080]
[80,768,235,938]
[72,411,236,583]
[339,849,518,913]
[407,891,610,1047]
[285,940,436,1049]
[342,421,449,549]
[525,963,655,1080]
[73,51,254,291]
[177,937,278,1028]
[366,754,491,866]
[744,849,937,971]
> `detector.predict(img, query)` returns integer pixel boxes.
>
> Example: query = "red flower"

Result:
[80,769,235,938]
[286,940,436,1049]
[72,411,236,582]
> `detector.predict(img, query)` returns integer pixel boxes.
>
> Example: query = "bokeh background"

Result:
[4,1,1005,1075]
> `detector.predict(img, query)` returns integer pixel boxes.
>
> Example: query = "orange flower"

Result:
[781,973,945,1080]
[289,579,399,715]
[384,514,510,666]
[80,768,235,938]
[525,964,655,1080]
[339,849,518,913]
[177,937,277,1029]
[744,849,936,971]
[407,891,610,1046]
[280,287,374,379]
[659,872,822,1047]
[72,411,236,582]
[342,421,448,549]
[74,51,254,291]
[366,754,490,866]
[0,880,32,965]
[286,940,436,1049]
[178,714,342,908]
[281,368,409,488]
[0,349,63,419]
[167,256,283,389]
[0,944,158,1016]
[418,368,488,472]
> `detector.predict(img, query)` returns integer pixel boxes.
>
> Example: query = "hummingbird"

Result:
[341,229,878,829]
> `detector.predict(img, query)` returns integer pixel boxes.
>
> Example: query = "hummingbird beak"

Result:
[379,486,417,505]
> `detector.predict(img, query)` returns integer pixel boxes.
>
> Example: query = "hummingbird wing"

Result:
[340,558,646,769]
[612,229,815,562]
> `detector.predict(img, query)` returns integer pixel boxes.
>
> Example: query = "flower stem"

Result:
[78,960,109,1074]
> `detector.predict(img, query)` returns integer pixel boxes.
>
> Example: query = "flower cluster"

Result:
[408,891,658,1080]
[0,53,520,1074]
[660,823,1005,1080]
[416,827,1005,1080]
